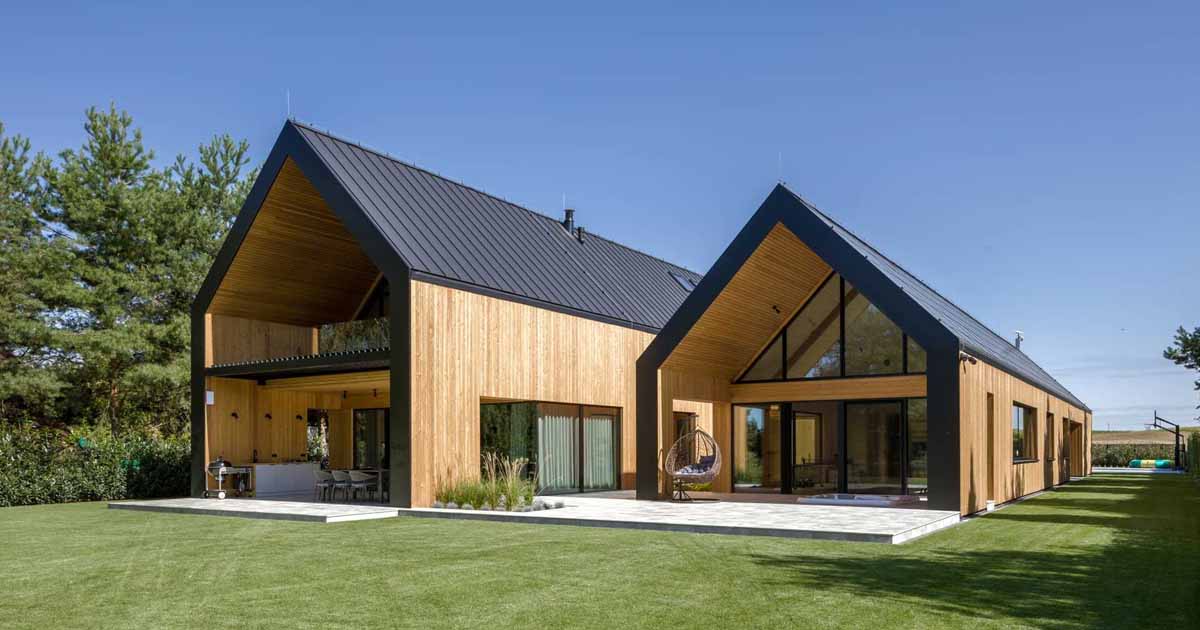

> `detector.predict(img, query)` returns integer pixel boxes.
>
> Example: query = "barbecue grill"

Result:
[204,459,252,499]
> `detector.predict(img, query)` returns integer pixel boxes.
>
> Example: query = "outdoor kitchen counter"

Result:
[250,462,318,498]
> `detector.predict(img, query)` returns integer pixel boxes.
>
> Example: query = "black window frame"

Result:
[1012,403,1038,463]
[1046,411,1056,461]
[730,396,928,496]
[737,273,927,383]
[479,400,622,494]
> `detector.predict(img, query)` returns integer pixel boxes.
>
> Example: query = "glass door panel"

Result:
[792,411,838,493]
[582,407,618,490]
[733,404,782,491]
[536,403,580,493]
[906,399,928,495]
[845,402,903,494]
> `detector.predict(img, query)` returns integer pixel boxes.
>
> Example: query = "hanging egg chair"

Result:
[663,429,721,501]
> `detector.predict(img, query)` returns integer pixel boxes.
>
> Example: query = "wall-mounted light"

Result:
[264,413,272,421]
[771,304,781,314]
[372,388,378,398]
[230,412,239,421]
[295,414,304,422]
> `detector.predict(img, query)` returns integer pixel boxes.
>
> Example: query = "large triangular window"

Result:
[738,273,926,382]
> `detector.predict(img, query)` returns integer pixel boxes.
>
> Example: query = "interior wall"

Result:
[959,357,1090,515]
[409,280,656,506]
[203,376,390,470]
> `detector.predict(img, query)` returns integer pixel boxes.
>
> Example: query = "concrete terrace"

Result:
[109,498,400,523]
[110,495,960,543]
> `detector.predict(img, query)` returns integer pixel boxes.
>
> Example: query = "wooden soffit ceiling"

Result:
[661,223,831,380]
[209,158,381,327]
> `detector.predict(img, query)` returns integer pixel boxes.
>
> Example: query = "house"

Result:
[634,186,1092,514]
[192,120,1091,515]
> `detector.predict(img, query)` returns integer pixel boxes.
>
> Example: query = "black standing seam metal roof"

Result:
[785,187,1090,412]
[291,121,701,332]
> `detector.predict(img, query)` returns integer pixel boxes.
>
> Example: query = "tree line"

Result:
[0,105,255,436]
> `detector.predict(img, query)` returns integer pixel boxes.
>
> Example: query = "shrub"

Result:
[0,423,189,507]
[435,453,536,510]
[1091,443,1176,467]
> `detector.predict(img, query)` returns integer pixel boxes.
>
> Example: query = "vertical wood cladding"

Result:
[959,357,1090,514]
[409,280,656,506]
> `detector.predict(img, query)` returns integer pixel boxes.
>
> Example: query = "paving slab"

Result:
[108,498,399,523]
[398,496,960,544]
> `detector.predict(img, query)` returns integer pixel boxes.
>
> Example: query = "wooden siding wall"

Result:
[959,357,1090,515]
[730,375,926,404]
[409,280,655,506]
[206,314,317,367]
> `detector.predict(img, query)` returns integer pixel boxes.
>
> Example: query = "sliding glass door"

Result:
[481,401,619,494]
[844,401,904,494]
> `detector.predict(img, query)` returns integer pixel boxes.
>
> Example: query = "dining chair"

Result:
[313,469,334,502]
[330,470,352,502]
[348,470,378,502]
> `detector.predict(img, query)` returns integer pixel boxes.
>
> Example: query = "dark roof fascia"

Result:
[205,349,390,380]
[638,184,960,373]
[636,188,786,372]
[192,121,411,320]
[410,270,662,336]
[773,187,960,357]
[799,192,1089,412]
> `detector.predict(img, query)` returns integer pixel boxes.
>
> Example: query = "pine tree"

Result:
[0,123,69,421]
[37,105,253,434]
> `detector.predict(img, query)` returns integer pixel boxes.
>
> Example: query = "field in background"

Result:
[1093,426,1199,444]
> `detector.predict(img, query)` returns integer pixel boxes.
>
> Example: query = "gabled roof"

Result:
[289,121,700,332]
[640,184,1088,412]
[802,195,1089,411]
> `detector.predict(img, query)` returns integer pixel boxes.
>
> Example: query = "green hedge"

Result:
[1091,443,1178,468]
[0,424,189,507]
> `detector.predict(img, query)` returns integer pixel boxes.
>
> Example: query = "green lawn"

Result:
[2,474,1197,629]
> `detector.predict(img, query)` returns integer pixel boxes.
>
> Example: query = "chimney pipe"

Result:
[576,226,585,243]
[563,208,575,232]
[1014,330,1024,350]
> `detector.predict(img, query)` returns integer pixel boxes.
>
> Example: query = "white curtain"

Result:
[537,414,578,491]
[583,415,617,489]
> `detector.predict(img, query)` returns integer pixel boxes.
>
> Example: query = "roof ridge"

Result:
[289,118,703,278]
[780,184,1088,409]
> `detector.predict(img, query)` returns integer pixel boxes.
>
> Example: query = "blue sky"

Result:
[3,2,1197,428]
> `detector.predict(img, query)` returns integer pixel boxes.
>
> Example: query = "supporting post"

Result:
[925,348,961,513]
[635,359,659,500]
[388,272,412,507]
[189,311,207,497]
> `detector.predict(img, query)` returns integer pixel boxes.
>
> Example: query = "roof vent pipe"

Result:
[563,208,575,232]
[576,226,585,243]
[1014,330,1024,350]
